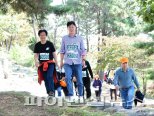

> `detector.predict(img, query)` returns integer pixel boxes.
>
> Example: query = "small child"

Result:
[93,75,102,102]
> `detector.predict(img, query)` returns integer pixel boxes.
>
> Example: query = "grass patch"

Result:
[46,106,125,116]
[0,91,31,103]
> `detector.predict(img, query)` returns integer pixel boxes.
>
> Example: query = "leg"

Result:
[41,64,55,94]
[40,67,49,94]
[110,89,113,100]
[134,99,137,106]
[82,78,85,98]
[62,87,68,96]
[95,91,99,97]
[46,64,55,95]
[95,91,99,101]
[84,77,91,99]
[57,86,62,96]
[73,64,83,96]
[126,86,135,109]
[64,64,73,96]
[74,82,78,96]
[114,89,117,101]
[98,90,101,101]
[120,89,128,109]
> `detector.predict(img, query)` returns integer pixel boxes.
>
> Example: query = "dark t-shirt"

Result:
[34,41,55,62]
[82,60,93,78]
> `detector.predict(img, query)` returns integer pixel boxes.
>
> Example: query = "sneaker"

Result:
[86,97,93,102]
[67,96,75,103]
[64,96,69,102]
[79,96,84,103]
[97,97,101,102]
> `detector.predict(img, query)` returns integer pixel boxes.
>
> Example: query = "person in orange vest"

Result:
[34,29,59,97]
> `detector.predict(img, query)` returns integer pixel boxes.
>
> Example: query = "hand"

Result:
[137,88,140,91]
[60,61,64,69]
[55,62,60,70]
[82,55,86,60]
[35,62,39,68]
[115,85,119,91]
[72,77,77,82]
[62,77,65,81]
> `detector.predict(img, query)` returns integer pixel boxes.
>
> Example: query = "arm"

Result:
[53,52,58,66]
[60,38,65,68]
[60,53,64,68]
[113,71,119,90]
[113,70,119,87]
[87,61,93,79]
[99,80,102,88]
[80,38,86,60]
[132,70,140,89]
[34,53,39,67]
[93,81,96,87]
[34,43,39,67]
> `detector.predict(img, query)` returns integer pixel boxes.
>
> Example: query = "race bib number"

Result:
[67,53,78,59]
[82,70,87,77]
[66,44,79,59]
[67,52,78,59]
[40,53,49,60]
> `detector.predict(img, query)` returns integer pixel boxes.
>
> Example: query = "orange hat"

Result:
[120,57,128,63]
[60,80,67,87]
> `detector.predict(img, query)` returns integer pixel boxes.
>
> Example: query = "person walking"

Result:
[34,29,59,96]
[93,75,102,102]
[114,57,140,109]
[82,59,93,101]
[60,21,86,102]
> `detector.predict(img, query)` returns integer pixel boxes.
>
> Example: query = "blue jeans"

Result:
[41,63,55,94]
[64,64,83,96]
[120,86,135,109]
[57,86,62,96]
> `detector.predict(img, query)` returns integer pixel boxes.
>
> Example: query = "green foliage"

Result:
[28,37,37,51]
[143,24,154,33]
[51,5,71,16]
[65,0,144,37]
[0,0,53,16]
[146,70,154,80]
[136,0,154,55]
[137,0,154,24]
[9,45,34,67]
[0,0,71,27]
[133,42,154,56]
[96,37,151,71]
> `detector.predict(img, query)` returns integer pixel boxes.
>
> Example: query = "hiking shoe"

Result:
[48,91,55,97]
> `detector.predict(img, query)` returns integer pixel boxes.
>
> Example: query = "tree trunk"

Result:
[142,72,147,95]
[62,0,66,5]
[31,16,38,41]
[53,27,57,47]
[4,39,8,51]
[85,22,89,52]
[8,35,13,51]
[76,15,80,35]
[97,10,101,52]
